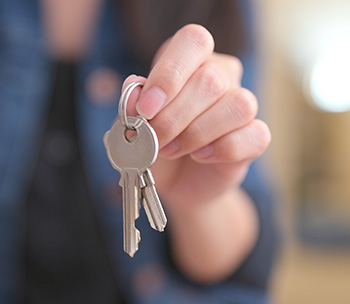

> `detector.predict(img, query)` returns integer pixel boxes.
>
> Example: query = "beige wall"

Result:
[255,1,350,303]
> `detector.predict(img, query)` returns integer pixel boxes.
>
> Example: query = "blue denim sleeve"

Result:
[148,161,279,304]
[233,161,279,288]
[233,0,279,288]
[0,1,51,303]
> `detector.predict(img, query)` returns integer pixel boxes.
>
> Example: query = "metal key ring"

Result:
[118,81,144,130]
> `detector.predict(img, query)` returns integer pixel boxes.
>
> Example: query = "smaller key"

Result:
[140,169,167,232]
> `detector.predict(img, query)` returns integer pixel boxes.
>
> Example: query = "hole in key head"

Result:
[123,127,138,143]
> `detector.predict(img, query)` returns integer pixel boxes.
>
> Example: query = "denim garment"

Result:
[0,1,50,302]
[0,0,277,303]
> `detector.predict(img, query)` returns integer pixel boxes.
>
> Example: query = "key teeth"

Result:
[129,206,141,258]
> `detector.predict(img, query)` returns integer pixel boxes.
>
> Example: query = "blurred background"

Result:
[255,0,350,303]
[2,0,349,302]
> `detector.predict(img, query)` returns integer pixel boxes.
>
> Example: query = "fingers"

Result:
[135,24,215,119]
[121,25,242,125]
[190,119,271,164]
[150,61,231,147]
[156,88,258,149]
[207,53,244,87]
[120,70,267,166]
[117,24,269,166]
[158,91,270,164]
[158,87,259,157]
[159,118,270,164]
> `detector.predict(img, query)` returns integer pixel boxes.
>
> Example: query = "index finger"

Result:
[136,24,215,120]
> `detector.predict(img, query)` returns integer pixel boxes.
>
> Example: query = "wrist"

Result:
[165,186,250,227]
[165,187,260,283]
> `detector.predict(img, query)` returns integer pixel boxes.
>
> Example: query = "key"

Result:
[103,116,162,257]
[140,169,167,232]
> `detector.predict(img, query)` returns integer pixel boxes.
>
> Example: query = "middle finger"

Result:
[159,87,258,158]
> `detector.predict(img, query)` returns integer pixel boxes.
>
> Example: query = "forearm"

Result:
[167,187,259,284]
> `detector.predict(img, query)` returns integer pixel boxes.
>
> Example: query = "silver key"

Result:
[103,116,160,257]
[140,169,167,232]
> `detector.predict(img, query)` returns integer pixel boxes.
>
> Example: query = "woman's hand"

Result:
[123,24,271,283]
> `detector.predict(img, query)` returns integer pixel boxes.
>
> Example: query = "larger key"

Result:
[104,116,163,257]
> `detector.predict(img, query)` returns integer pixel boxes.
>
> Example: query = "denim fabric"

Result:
[0,1,51,302]
[0,0,277,303]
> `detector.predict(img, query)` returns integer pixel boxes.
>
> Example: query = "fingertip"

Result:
[136,86,167,119]
[137,24,215,119]
[179,24,215,53]
[253,119,272,155]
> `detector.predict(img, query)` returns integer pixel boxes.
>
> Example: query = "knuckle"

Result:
[178,24,214,53]
[195,64,228,99]
[181,121,205,148]
[230,56,244,78]
[252,119,271,156]
[230,88,258,123]
[224,55,244,77]
[153,113,180,139]
[223,136,240,162]
[159,61,186,86]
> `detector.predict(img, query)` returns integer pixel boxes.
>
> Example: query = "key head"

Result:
[104,116,159,173]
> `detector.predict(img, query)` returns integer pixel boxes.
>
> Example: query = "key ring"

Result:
[118,81,144,130]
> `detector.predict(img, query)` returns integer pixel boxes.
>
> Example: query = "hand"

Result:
[123,24,270,209]
[123,24,271,283]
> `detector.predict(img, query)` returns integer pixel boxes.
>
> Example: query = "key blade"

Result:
[141,170,167,232]
[142,196,157,231]
[122,170,141,257]
[139,173,157,230]
[142,185,167,231]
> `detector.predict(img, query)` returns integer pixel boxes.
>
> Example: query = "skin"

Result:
[43,0,271,284]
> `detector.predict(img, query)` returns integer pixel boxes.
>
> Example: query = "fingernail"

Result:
[136,86,167,119]
[160,139,180,156]
[191,145,214,159]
